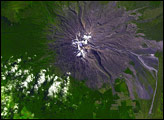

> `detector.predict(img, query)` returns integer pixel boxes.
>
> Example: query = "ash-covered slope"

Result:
[48,1,163,102]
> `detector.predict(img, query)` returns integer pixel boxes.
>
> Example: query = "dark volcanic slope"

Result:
[48,1,163,102]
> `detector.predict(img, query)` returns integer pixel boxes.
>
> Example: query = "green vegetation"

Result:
[1,1,72,60]
[1,55,138,119]
[118,1,163,41]
[13,107,37,119]
[114,78,129,95]
[1,1,32,23]
[136,14,163,41]
[117,1,162,11]
[117,1,149,11]
[151,51,163,119]
[124,67,134,76]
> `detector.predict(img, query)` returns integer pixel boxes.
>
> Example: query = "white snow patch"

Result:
[72,33,92,58]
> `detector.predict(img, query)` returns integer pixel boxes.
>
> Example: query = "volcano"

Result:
[48,1,163,104]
